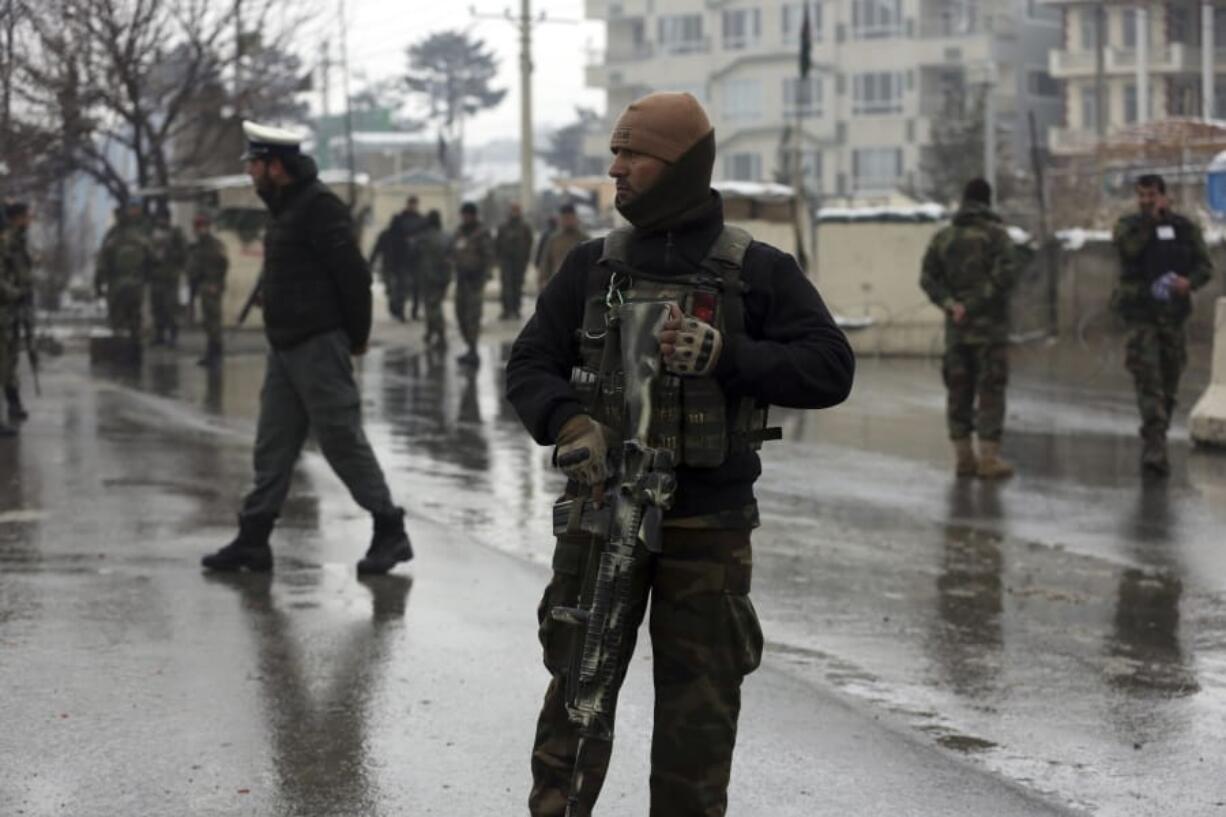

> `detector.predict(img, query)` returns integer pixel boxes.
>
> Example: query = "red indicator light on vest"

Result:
[691,291,717,324]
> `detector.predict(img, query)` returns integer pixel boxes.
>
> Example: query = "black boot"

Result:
[1141,432,1170,477]
[5,386,27,421]
[0,419,16,438]
[202,515,275,572]
[197,340,222,367]
[456,347,480,367]
[357,508,413,575]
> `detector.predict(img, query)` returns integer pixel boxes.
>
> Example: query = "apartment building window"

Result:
[1122,8,1137,48]
[1026,0,1058,24]
[1124,83,1138,123]
[782,2,823,45]
[851,0,902,40]
[1215,78,1226,119]
[1169,6,1195,45]
[803,149,823,189]
[724,152,762,181]
[1079,7,1098,50]
[1027,70,1059,98]
[784,76,824,117]
[852,72,905,115]
[658,15,705,55]
[722,78,764,121]
[1215,8,1226,48]
[1080,86,1098,131]
[722,9,761,50]
[852,147,902,191]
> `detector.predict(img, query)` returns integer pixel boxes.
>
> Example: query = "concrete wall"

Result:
[813,221,945,357]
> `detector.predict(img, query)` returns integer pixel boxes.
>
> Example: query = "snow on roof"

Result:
[714,181,795,199]
[1007,226,1033,246]
[328,131,432,149]
[817,203,947,223]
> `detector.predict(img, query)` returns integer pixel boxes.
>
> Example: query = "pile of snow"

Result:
[1006,225,1033,246]
[714,181,796,199]
[1056,228,1113,250]
[817,203,947,223]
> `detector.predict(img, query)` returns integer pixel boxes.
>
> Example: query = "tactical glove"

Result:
[554,414,610,486]
[663,314,723,376]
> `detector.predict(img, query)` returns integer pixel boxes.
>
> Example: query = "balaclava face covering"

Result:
[611,92,717,233]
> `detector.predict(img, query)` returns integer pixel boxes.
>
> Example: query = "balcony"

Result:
[1049,126,1102,155]
[1050,44,1210,79]
[607,41,654,63]
[657,37,711,57]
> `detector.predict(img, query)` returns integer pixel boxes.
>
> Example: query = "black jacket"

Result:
[259,160,372,351]
[506,194,855,521]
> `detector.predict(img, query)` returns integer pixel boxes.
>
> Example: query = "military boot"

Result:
[357,508,413,575]
[5,386,28,421]
[1141,433,1171,477]
[456,347,480,367]
[953,438,977,477]
[201,515,275,572]
[976,440,1015,480]
[196,340,222,367]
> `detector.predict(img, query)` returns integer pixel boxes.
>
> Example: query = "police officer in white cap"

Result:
[202,121,413,575]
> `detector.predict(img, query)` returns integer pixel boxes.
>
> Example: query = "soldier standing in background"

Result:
[185,212,229,367]
[448,201,494,367]
[537,203,589,290]
[0,207,18,437]
[148,209,188,348]
[3,202,34,421]
[495,202,534,320]
[1112,173,1214,476]
[416,210,451,349]
[369,195,424,322]
[95,198,154,360]
[920,178,1019,480]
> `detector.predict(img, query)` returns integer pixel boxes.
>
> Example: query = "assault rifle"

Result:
[236,271,263,326]
[550,300,676,817]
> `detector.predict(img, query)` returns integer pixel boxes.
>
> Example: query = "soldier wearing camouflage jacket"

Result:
[448,202,494,367]
[1112,173,1214,475]
[920,179,1018,479]
[148,213,188,347]
[3,202,34,422]
[0,211,19,436]
[95,201,154,355]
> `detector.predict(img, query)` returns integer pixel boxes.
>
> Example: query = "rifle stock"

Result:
[237,271,263,326]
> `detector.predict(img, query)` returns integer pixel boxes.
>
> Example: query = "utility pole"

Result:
[984,62,996,194]
[234,0,243,117]
[338,0,357,206]
[472,4,578,217]
[320,39,332,121]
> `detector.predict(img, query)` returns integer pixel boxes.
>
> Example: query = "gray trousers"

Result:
[240,329,396,522]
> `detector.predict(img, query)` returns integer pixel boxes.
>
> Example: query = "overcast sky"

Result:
[296,0,607,142]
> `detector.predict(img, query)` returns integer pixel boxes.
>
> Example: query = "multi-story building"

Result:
[1045,1,1226,154]
[584,0,1064,200]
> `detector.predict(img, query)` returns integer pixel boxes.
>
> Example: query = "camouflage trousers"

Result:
[422,284,448,343]
[200,290,223,347]
[1124,323,1187,438]
[150,279,179,335]
[530,526,763,817]
[454,273,486,348]
[107,281,143,342]
[499,257,527,316]
[943,342,1009,441]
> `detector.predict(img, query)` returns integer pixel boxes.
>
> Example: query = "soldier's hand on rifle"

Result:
[555,414,611,504]
[660,303,722,376]
[949,302,968,325]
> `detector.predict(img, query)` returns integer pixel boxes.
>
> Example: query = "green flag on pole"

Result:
[799,2,812,79]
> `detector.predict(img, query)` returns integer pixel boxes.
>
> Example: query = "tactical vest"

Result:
[571,225,780,469]
[108,227,152,284]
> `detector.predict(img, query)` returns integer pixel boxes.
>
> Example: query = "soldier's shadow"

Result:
[206,571,413,813]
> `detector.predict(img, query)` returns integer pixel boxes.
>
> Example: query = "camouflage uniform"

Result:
[495,215,533,318]
[416,225,451,346]
[1111,211,1213,441]
[186,231,229,361]
[3,223,33,396]
[448,221,494,351]
[531,528,760,817]
[0,227,18,430]
[920,201,1018,442]
[96,217,154,343]
[148,220,188,344]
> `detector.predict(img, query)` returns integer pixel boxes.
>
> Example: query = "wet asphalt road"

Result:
[1,320,1224,816]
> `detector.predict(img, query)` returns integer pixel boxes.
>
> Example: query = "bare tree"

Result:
[11,0,314,204]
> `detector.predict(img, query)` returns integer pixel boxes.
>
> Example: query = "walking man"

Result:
[148,209,188,347]
[369,195,424,321]
[1112,173,1214,475]
[201,121,412,575]
[507,91,854,816]
[448,201,494,367]
[920,178,1019,479]
[3,202,34,422]
[0,208,20,437]
[417,210,451,349]
[185,212,229,367]
[496,202,534,319]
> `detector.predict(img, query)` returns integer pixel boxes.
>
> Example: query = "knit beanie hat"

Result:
[611,92,717,232]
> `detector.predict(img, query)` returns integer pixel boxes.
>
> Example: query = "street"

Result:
[1,321,1224,816]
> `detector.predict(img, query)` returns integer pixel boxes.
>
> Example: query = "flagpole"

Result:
[795,2,812,276]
